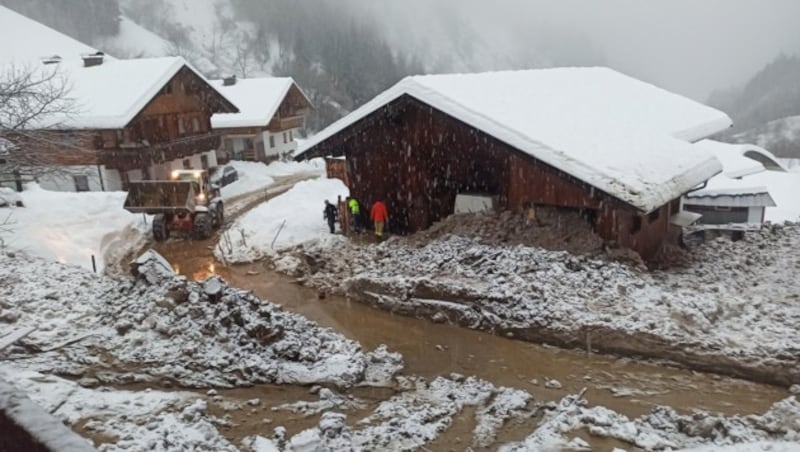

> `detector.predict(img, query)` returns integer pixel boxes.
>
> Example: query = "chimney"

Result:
[41,55,62,65]
[82,51,105,68]
[223,75,237,86]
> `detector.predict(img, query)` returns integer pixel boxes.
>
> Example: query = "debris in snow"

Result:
[272,387,365,417]
[286,375,535,450]
[501,394,800,451]
[130,249,174,284]
[790,385,800,395]
[545,379,563,389]
[285,224,800,386]
[1,250,403,389]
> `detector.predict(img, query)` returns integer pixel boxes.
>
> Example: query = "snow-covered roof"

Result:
[300,67,732,213]
[0,5,103,66]
[210,77,310,129]
[693,140,785,178]
[0,6,236,130]
[687,140,800,221]
[685,189,776,208]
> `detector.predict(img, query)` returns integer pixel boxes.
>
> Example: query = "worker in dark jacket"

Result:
[370,200,389,241]
[323,200,338,234]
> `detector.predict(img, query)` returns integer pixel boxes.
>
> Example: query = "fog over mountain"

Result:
[2,0,799,131]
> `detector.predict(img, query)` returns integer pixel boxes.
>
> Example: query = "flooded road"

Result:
[157,241,788,422]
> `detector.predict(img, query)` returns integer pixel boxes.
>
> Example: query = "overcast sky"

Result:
[357,0,800,101]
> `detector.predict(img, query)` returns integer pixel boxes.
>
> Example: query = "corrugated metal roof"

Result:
[683,192,776,207]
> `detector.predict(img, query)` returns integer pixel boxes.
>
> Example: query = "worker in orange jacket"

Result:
[370,200,389,241]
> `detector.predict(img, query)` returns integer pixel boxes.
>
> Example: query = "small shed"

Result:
[297,68,732,258]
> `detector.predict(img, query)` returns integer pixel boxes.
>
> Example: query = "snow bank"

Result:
[2,184,147,271]
[220,161,276,200]
[0,250,399,389]
[220,158,325,200]
[216,178,348,263]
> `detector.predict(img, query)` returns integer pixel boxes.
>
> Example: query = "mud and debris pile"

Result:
[0,249,401,389]
[280,223,800,386]
[503,393,800,451]
[411,208,607,257]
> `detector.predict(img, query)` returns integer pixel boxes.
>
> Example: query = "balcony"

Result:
[268,115,305,132]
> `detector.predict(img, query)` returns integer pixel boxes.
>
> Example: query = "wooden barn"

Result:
[297,68,733,258]
[0,6,237,192]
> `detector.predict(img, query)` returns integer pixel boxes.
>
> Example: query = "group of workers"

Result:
[324,197,389,240]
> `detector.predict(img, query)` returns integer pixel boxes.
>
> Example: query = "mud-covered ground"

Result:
[275,214,800,387]
[2,249,800,450]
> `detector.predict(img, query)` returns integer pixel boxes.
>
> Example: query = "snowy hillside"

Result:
[732,116,800,158]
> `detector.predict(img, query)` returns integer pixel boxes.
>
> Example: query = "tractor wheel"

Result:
[153,214,169,242]
[193,213,212,239]
[213,202,225,229]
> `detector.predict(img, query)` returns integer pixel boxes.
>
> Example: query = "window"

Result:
[183,159,191,169]
[269,136,275,148]
[192,117,200,133]
[630,216,642,234]
[178,117,186,135]
[73,175,89,192]
[201,155,209,169]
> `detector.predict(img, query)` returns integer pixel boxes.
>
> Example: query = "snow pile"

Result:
[502,393,800,451]
[0,187,22,207]
[216,178,349,263]
[220,160,276,200]
[2,184,147,271]
[0,250,400,389]
[283,223,800,386]
[220,158,325,200]
[284,375,532,451]
[0,367,239,452]
[260,158,325,178]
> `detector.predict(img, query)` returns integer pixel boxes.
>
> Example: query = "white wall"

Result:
[747,206,764,223]
[34,165,121,192]
[262,128,299,158]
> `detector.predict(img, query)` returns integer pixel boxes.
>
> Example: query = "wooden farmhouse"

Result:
[297,68,734,258]
[210,76,312,163]
[0,6,237,192]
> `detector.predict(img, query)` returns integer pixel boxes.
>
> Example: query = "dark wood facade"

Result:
[303,95,683,258]
[17,65,236,183]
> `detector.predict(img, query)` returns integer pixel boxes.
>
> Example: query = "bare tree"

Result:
[0,64,95,187]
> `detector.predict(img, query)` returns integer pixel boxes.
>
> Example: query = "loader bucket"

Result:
[123,181,197,214]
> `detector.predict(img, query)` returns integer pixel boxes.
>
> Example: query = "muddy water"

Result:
[157,244,788,422]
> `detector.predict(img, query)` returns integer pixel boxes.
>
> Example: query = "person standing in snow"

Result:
[347,197,362,232]
[370,200,389,241]
[323,200,338,234]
